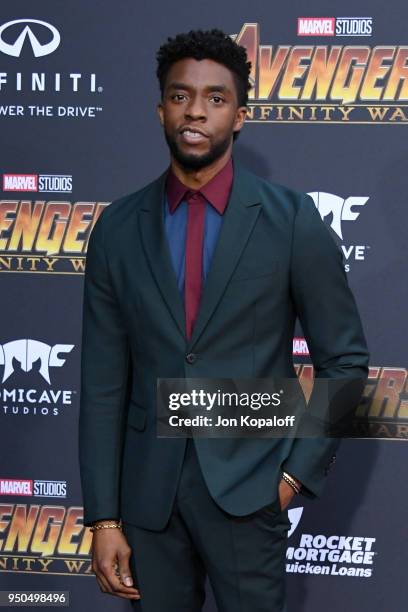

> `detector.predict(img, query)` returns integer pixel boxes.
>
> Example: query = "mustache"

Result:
[164,128,231,170]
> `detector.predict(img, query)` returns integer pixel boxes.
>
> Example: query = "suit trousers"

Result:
[122,438,290,612]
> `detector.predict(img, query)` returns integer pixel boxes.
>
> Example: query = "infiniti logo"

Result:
[0,19,60,58]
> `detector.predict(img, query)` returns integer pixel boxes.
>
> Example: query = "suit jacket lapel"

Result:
[187,161,262,351]
[138,170,186,338]
[137,160,262,349]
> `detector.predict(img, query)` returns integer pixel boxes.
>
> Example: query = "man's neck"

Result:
[170,149,232,190]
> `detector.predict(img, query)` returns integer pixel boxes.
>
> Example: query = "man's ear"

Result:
[157,103,164,126]
[233,106,247,134]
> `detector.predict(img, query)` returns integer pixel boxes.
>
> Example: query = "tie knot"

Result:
[185,190,204,205]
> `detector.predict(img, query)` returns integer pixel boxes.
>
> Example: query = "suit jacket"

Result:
[78,159,369,529]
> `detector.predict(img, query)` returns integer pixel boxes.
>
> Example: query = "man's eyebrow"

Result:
[167,82,191,90]
[205,84,231,93]
[167,82,231,93]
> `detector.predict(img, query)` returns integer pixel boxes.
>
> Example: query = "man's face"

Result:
[157,58,247,170]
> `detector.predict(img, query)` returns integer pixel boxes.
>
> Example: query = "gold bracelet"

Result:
[89,521,122,533]
[282,472,301,494]
[282,473,301,494]
[282,471,301,490]
[282,471,299,487]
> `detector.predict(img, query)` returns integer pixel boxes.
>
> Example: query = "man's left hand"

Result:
[278,478,297,511]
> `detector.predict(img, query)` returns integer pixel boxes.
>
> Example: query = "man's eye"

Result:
[172,94,186,101]
[211,96,224,104]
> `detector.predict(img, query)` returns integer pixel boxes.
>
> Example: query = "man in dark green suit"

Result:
[79,29,369,611]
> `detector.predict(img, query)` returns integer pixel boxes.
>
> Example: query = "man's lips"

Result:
[179,127,209,145]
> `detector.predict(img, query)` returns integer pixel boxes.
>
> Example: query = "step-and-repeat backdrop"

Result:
[1,2,407,610]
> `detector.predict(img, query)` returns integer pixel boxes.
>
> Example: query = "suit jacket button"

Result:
[185,353,197,364]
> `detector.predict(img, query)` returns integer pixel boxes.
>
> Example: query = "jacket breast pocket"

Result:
[229,261,280,283]
[126,400,147,431]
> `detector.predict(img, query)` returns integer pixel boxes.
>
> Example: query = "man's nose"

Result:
[185,96,206,120]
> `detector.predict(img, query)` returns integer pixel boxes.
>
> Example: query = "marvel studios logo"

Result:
[297,17,373,37]
[0,478,67,497]
[2,173,72,193]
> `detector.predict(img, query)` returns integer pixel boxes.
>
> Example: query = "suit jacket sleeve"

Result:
[78,210,131,526]
[282,193,370,498]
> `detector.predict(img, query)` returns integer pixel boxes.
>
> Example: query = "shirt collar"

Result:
[166,157,233,215]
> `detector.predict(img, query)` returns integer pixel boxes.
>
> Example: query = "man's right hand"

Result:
[91,523,140,601]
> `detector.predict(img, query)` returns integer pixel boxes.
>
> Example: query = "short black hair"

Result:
[156,28,252,107]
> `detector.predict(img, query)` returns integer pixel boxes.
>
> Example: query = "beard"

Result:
[164,128,232,170]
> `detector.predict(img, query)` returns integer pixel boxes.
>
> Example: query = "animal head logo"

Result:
[0,339,74,384]
[308,192,369,239]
